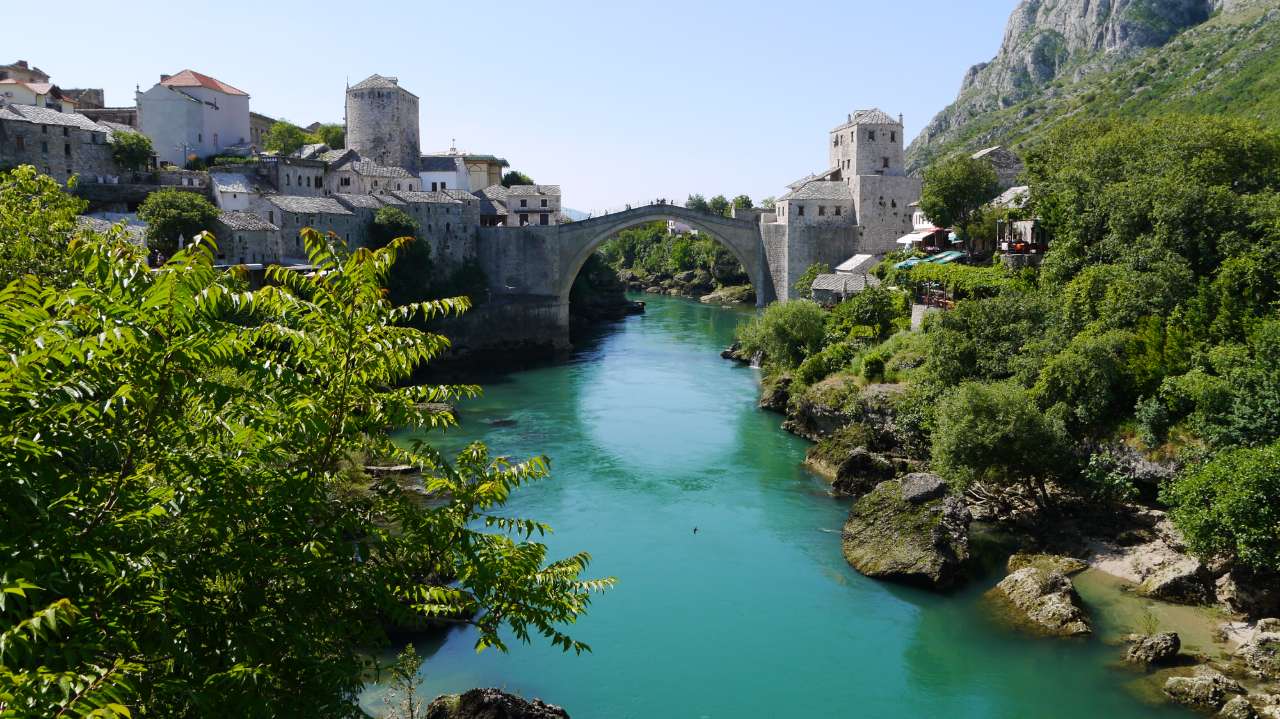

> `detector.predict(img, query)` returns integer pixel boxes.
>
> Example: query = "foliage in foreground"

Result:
[0,218,611,716]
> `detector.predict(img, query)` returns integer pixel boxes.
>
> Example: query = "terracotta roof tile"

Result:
[160,69,249,97]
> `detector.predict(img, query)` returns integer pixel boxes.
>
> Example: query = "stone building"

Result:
[326,157,420,195]
[420,153,467,192]
[0,104,119,184]
[213,210,282,265]
[249,111,275,151]
[826,109,921,254]
[138,69,251,166]
[504,185,562,227]
[345,75,420,173]
[763,178,860,300]
[0,60,50,84]
[257,194,360,257]
[0,79,78,112]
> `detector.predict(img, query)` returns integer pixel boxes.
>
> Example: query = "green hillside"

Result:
[907,2,1280,171]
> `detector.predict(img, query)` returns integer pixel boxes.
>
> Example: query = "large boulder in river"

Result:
[987,566,1092,637]
[1221,697,1261,719]
[1137,554,1213,605]
[425,688,570,719]
[1124,632,1181,666]
[841,477,970,590]
[1217,568,1280,620]
[1163,669,1247,713]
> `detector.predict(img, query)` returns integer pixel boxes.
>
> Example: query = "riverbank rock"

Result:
[1125,632,1182,666]
[758,374,791,412]
[829,448,896,498]
[1221,696,1262,719]
[1089,517,1213,605]
[1007,553,1088,575]
[700,284,755,305]
[1163,669,1247,713]
[783,373,861,441]
[425,688,570,719]
[1218,568,1280,620]
[1236,627,1280,680]
[841,478,970,589]
[988,566,1092,636]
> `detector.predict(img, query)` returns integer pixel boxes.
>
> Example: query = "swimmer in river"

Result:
[693,527,698,534]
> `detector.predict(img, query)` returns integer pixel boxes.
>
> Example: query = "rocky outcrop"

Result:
[828,448,897,498]
[1088,509,1214,605]
[1218,568,1280,620]
[758,373,791,412]
[425,688,570,719]
[1125,632,1182,667]
[1163,669,1247,713]
[1007,553,1088,576]
[908,0,1220,170]
[1221,697,1261,719]
[1236,627,1280,681]
[700,284,755,305]
[841,478,970,590]
[988,566,1092,636]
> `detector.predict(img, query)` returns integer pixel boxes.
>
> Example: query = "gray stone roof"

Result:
[850,108,898,125]
[319,148,355,165]
[812,273,880,294]
[780,180,853,202]
[217,210,279,232]
[505,184,560,196]
[267,194,352,215]
[211,172,253,194]
[333,193,384,210]
[786,168,840,190]
[443,189,476,204]
[1,104,108,132]
[293,143,329,160]
[376,193,406,206]
[476,185,509,215]
[393,190,461,204]
[991,185,1030,209]
[420,155,460,172]
[350,160,414,178]
[835,253,877,274]
[76,216,145,245]
[350,74,400,91]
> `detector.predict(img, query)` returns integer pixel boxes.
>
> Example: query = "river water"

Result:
[363,294,1189,718]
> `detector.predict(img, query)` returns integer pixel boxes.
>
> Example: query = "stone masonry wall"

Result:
[853,174,921,254]
[346,86,420,173]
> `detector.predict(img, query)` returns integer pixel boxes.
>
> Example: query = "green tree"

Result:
[1165,441,1280,571]
[136,188,219,255]
[735,300,826,369]
[708,194,731,217]
[108,130,153,172]
[732,195,753,211]
[919,155,999,237]
[315,123,345,149]
[793,262,831,300]
[825,285,910,342]
[263,120,309,155]
[0,165,88,288]
[501,170,534,188]
[931,381,1068,506]
[685,194,709,213]
[369,206,429,305]
[0,226,611,717]
[760,197,776,210]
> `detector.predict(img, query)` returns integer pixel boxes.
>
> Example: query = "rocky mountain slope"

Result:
[907,0,1280,172]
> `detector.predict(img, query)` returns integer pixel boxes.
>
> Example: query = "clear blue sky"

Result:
[10,0,1015,212]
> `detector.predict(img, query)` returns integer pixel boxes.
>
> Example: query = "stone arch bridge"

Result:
[460,203,852,353]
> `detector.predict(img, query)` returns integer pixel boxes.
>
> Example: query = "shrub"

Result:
[931,381,1068,503]
[137,188,218,256]
[1165,441,1280,571]
[735,300,826,370]
[794,341,858,386]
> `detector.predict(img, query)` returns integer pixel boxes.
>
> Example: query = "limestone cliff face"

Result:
[908,0,1221,170]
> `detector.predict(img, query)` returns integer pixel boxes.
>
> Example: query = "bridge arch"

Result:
[554,205,773,308]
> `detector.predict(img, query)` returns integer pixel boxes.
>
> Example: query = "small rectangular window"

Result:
[890,131,897,142]
[441,181,446,189]
[520,199,528,207]
[835,206,842,216]
[520,213,529,225]
[41,141,48,153]
[431,182,437,191]
[64,143,71,157]
[818,206,826,216]
[883,157,890,169]
[540,213,549,225]
[797,205,805,217]
[541,199,548,207]
[62,127,69,137]
[867,130,875,141]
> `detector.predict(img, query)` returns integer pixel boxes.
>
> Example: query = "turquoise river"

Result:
[362,293,1194,718]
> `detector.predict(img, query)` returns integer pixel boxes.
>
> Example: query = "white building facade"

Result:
[138,70,251,166]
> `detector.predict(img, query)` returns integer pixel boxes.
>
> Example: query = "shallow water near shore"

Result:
[362,293,1195,718]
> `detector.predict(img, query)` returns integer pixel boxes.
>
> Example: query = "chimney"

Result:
[160,74,171,82]
[16,61,28,69]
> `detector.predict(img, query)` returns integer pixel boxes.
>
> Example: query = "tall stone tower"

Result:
[345,74,420,173]
[828,109,921,254]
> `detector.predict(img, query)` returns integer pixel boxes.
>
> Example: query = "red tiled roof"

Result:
[160,69,248,96]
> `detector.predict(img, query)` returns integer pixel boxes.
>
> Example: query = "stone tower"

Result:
[345,74,420,173]
[828,109,921,254]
